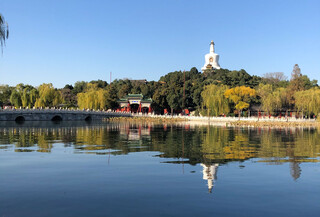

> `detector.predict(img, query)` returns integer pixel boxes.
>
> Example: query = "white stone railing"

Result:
[132,113,316,122]
[0,108,132,116]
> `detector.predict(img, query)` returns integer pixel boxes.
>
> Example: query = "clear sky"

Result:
[0,0,319,88]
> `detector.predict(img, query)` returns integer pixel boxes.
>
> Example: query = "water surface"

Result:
[0,121,319,217]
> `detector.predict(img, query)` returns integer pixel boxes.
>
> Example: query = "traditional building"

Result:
[117,94,152,114]
[201,41,221,71]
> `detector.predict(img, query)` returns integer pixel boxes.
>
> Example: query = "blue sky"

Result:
[0,0,319,88]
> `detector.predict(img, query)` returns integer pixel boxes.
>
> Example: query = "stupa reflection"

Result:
[200,163,219,193]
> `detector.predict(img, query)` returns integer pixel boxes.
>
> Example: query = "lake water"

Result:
[0,121,319,217]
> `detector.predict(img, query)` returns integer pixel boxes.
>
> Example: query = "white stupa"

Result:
[201,41,221,71]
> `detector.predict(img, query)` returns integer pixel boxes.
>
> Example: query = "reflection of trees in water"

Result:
[0,124,320,181]
[258,128,320,160]
[200,127,259,163]
[257,128,320,180]
[290,162,301,180]
[0,128,57,152]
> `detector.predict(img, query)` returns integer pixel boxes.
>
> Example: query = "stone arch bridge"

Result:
[0,109,132,122]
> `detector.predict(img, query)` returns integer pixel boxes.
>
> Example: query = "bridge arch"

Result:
[85,115,92,121]
[51,115,63,121]
[15,116,25,123]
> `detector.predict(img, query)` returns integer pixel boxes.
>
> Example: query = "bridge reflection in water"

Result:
[0,122,319,192]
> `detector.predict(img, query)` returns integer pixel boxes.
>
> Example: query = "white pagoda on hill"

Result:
[201,40,221,71]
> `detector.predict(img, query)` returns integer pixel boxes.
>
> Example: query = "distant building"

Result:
[201,41,221,71]
[117,94,152,113]
[129,79,148,84]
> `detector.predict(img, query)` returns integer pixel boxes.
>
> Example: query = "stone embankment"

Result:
[1,108,317,127]
[128,114,318,127]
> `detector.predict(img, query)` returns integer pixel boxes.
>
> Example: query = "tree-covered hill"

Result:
[1,65,319,117]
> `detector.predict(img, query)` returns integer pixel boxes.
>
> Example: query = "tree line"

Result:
[202,65,319,118]
[0,64,319,117]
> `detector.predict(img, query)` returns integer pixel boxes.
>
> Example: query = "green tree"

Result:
[295,88,320,118]
[287,64,304,106]
[228,69,253,87]
[21,89,29,107]
[167,89,180,115]
[201,84,229,116]
[20,85,36,108]
[29,89,39,108]
[118,84,131,98]
[10,89,21,107]
[294,90,307,118]
[301,75,318,90]
[89,79,108,89]
[34,83,63,107]
[0,85,12,106]
[257,84,274,115]
[61,85,77,107]
[272,87,288,113]
[105,85,118,109]
[152,86,168,113]
[77,83,110,110]
[73,81,88,95]
[286,64,318,109]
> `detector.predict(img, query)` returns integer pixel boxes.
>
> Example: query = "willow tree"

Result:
[295,88,320,119]
[10,89,21,107]
[21,85,37,108]
[257,84,274,115]
[257,84,288,116]
[308,88,320,117]
[29,89,39,108]
[0,14,9,51]
[294,91,306,118]
[201,84,229,116]
[77,83,109,110]
[224,86,256,119]
[34,83,63,108]
[272,87,288,113]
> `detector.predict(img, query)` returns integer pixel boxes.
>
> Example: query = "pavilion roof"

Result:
[117,94,152,103]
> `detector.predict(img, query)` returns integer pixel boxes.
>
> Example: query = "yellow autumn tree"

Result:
[224,86,256,119]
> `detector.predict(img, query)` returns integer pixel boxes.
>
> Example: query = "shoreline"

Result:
[227,120,319,128]
[106,115,319,128]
